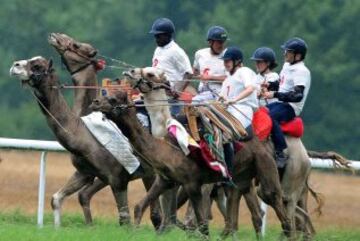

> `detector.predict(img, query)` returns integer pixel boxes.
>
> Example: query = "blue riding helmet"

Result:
[207,26,228,41]
[221,46,243,62]
[251,47,276,63]
[281,37,308,58]
[149,18,175,35]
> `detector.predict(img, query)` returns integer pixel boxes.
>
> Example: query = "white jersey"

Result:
[152,40,193,92]
[193,48,226,94]
[255,72,279,106]
[220,67,258,128]
[279,61,311,116]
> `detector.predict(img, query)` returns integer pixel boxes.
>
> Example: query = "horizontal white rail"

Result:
[0,137,65,152]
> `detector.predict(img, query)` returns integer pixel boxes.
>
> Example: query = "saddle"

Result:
[252,107,304,141]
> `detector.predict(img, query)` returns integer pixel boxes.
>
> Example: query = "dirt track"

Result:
[0,150,359,229]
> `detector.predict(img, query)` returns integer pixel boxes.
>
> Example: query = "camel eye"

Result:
[147,73,154,78]
[73,43,80,49]
[108,97,117,105]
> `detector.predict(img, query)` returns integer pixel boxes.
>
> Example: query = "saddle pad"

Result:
[81,111,140,174]
[281,117,304,137]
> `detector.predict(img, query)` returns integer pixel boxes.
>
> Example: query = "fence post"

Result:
[37,151,47,228]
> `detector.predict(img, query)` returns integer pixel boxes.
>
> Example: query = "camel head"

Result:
[90,91,134,120]
[48,33,98,74]
[123,67,168,93]
[10,56,55,87]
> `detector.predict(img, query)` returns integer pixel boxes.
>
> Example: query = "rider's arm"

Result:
[274,85,305,103]
[227,85,256,104]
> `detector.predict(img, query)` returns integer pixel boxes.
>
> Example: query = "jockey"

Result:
[250,47,279,106]
[192,26,228,102]
[219,47,258,173]
[149,17,193,116]
[261,37,311,168]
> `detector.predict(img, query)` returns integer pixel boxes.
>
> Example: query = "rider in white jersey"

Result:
[219,47,258,174]
[262,37,311,168]
[250,47,279,106]
[192,26,228,102]
[149,17,193,116]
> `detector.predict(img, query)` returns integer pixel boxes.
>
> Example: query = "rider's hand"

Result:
[262,91,275,99]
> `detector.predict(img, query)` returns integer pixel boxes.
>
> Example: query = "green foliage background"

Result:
[0,0,359,158]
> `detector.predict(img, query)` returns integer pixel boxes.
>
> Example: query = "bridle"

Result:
[60,42,97,75]
[132,68,170,93]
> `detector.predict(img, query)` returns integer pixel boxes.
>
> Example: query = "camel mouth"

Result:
[48,33,60,46]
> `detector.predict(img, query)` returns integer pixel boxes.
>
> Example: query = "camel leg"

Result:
[141,175,162,230]
[183,183,209,237]
[134,175,172,226]
[244,184,263,238]
[51,171,93,227]
[253,144,292,238]
[222,187,242,239]
[176,185,189,209]
[110,182,130,226]
[78,178,107,225]
[183,184,214,229]
[213,185,227,223]
[159,187,178,231]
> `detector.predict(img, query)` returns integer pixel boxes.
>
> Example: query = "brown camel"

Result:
[90,91,292,238]
[48,33,179,230]
[122,67,350,240]
[9,56,162,229]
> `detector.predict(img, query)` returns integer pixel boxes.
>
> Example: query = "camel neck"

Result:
[34,74,79,152]
[71,65,98,117]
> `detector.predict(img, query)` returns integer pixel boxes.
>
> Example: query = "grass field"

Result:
[0,150,360,240]
[1,211,360,241]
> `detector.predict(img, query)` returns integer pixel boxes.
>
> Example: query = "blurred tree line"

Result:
[0,0,359,159]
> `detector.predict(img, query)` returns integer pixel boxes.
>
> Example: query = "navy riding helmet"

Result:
[207,26,228,41]
[251,47,278,69]
[281,37,308,59]
[221,46,243,62]
[149,18,175,35]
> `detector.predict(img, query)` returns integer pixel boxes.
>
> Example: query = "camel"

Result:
[48,32,179,230]
[90,90,292,238]
[122,67,351,240]
[9,56,162,229]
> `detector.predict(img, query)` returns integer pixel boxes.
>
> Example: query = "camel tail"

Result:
[307,150,354,173]
[306,181,325,217]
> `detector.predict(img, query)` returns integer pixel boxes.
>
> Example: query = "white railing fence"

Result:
[0,137,359,232]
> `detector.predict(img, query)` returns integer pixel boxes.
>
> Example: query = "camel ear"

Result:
[48,58,53,71]
[159,72,166,82]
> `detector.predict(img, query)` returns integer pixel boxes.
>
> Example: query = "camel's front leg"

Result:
[244,183,263,238]
[159,186,178,231]
[134,175,172,226]
[184,183,209,237]
[78,178,107,225]
[51,170,93,227]
[110,182,130,226]
[141,175,162,230]
[222,187,242,239]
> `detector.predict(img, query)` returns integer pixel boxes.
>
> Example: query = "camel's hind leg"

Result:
[51,170,93,227]
[134,175,173,226]
[141,175,162,230]
[78,178,107,225]
[159,187,178,231]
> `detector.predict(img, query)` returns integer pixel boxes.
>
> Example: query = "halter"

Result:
[61,42,96,75]
[132,68,170,93]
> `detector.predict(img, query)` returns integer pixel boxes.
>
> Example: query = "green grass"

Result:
[0,210,359,241]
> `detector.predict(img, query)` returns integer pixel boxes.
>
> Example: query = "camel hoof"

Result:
[134,204,142,225]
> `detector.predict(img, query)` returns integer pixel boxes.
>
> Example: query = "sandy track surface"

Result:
[0,150,359,229]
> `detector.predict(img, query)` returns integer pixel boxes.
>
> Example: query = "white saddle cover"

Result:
[81,111,140,174]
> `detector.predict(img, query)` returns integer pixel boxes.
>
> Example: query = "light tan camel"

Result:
[10,56,162,229]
